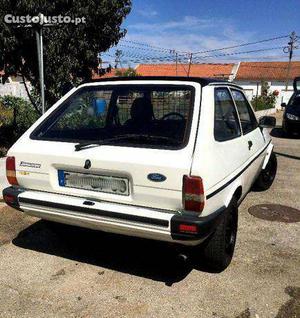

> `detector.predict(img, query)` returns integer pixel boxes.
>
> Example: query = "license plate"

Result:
[58,170,129,196]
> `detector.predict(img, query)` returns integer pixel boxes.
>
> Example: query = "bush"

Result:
[251,81,278,111]
[0,96,39,155]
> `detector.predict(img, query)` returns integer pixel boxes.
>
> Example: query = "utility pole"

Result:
[187,53,193,77]
[115,50,122,68]
[175,52,178,76]
[284,31,298,91]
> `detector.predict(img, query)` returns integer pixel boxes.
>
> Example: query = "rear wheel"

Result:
[254,152,277,191]
[196,198,238,271]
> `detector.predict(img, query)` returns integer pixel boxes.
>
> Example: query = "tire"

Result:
[199,198,238,271]
[283,121,292,137]
[254,152,277,191]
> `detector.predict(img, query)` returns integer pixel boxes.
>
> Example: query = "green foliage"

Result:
[0,95,39,152]
[115,67,140,77]
[54,91,107,130]
[0,0,132,110]
[251,81,278,111]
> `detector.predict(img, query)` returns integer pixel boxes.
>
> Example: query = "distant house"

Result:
[0,71,31,100]
[233,61,300,108]
[136,63,235,80]
[92,61,300,110]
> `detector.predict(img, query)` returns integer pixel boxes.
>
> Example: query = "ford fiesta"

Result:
[3,77,277,270]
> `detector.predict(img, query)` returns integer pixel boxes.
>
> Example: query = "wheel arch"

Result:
[262,143,274,170]
[224,181,243,208]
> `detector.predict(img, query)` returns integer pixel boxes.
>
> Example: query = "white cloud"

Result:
[128,15,221,32]
[137,9,158,17]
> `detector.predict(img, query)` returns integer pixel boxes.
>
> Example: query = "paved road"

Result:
[0,113,299,318]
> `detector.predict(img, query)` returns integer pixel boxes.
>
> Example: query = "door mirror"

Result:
[281,102,287,107]
[259,116,276,128]
[293,77,300,92]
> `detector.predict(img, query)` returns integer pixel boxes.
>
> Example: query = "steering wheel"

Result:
[161,112,185,121]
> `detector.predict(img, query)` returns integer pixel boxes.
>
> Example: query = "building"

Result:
[0,72,31,100]
[135,63,235,79]
[232,61,300,108]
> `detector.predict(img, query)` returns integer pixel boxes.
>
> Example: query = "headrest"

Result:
[130,97,153,123]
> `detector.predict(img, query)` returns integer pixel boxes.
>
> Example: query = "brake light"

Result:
[183,175,205,213]
[179,224,198,233]
[3,194,16,205]
[6,156,19,186]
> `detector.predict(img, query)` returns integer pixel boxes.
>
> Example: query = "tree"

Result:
[0,0,131,111]
[0,95,39,154]
[115,67,140,77]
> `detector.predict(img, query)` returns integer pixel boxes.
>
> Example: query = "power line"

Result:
[120,39,189,54]
[193,46,290,60]
[193,35,289,55]
[117,35,289,56]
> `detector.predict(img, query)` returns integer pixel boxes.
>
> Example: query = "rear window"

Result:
[31,84,195,149]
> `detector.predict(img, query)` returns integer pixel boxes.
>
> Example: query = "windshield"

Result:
[31,84,195,149]
[288,92,300,108]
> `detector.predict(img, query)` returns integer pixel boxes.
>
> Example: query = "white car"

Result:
[3,77,277,270]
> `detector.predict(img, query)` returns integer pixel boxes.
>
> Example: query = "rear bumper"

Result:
[3,187,226,246]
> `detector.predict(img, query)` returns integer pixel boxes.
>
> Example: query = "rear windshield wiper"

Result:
[75,134,180,151]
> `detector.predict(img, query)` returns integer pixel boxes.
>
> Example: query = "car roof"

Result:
[87,76,243,89]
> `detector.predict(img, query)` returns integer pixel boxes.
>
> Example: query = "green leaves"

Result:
[0,95,39,150]
[0,0,131,110]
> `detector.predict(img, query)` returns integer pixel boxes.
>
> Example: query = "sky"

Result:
[103,0,300,66]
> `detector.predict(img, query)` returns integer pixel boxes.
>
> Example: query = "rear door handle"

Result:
[248,140,253,150]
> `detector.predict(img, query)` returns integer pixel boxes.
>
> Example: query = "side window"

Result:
[231,89,258,134]
[214,87,241,141]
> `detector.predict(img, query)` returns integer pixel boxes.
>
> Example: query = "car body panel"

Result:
[4,78,274,245]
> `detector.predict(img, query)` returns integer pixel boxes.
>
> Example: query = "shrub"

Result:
[251,81,277,111]
[0,96,39,154]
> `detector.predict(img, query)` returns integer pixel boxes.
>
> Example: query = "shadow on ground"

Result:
[12,220,220,285]
[270,127,300,140]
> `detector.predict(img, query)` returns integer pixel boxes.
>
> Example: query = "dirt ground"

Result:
[0,112,299,318]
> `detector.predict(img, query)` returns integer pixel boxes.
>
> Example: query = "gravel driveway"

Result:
[0,113,299,318]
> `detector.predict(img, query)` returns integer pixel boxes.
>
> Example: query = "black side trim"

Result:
[18,197,169,228]
[206,140,272,199]
[171,205,226,240]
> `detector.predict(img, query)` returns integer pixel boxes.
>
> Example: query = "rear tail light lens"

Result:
[183,175,205,213]
[3,194,16,205]
[6,156,19,186]
[178,224,198,233]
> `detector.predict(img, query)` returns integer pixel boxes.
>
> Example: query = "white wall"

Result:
[0,158,9,200]
[0,82,31,100]
[234,80,294,110]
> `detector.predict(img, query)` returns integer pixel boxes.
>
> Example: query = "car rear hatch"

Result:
[8,80,201,212]
[12,141,195,211]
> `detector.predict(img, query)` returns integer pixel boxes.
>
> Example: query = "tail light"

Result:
[6,156,19,186]
[183,175,205,213]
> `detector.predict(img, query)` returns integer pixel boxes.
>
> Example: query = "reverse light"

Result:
[183,175,205,213]
[6,156,19,186]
